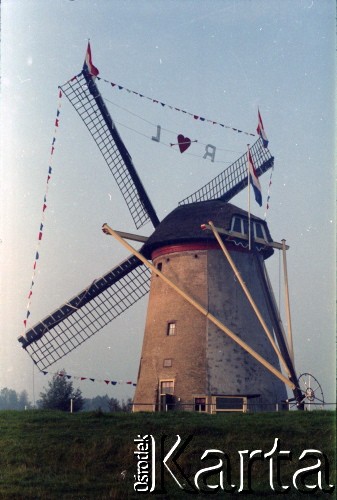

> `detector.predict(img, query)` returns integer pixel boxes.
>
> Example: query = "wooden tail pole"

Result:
[282,239,295,365]
[102,223,296,391]
[208,221,291,378]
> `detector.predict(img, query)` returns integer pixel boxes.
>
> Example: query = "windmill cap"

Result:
[141,200,274,260]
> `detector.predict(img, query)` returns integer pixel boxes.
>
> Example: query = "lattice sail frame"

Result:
[60,70,159,230]
[179,138,273,205]
[18,256,151,370]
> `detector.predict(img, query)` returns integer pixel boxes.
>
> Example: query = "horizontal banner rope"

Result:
[99,96,243,165]
[103,95,244,163]
[111,117,234,165]
[23,89,63,332]
[40,370,136,387]
[102,96,243,154]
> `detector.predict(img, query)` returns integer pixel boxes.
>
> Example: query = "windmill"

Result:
[18,47,310,412]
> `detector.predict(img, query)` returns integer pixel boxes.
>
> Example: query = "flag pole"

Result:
[247,145,251,250]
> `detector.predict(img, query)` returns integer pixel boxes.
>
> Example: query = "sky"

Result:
[1,0,335,407]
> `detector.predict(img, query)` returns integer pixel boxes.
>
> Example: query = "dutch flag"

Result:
[247,146,262,207]
[83,42,99,79]
[256,109,269,148]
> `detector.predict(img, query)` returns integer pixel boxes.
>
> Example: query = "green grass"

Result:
[0,410,335,499]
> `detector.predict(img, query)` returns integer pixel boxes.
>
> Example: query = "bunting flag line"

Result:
[40,370,137,387]
[65,44,254,137]
[90,74,256,137]
[23,89,63,332]
[63,72,255,163]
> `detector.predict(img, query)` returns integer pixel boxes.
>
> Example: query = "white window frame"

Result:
[166,321,176,336]
[160,379,175,395]
[194,396,207,412]
[230,216,267,242]
[211,395,248,413]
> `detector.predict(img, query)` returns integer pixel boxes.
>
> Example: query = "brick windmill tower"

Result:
[131,201,290,412]
[18,46,304,411]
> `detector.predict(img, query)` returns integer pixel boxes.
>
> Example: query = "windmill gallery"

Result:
[18,44,323,414]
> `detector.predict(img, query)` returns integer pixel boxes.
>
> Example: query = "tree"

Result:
[120,398,132,412]
[0,388,32,410]
[38,372,84,412]
[0,388,18,410]
[83,395,115,412]
[18,389,31,410]
[82,395,132,412]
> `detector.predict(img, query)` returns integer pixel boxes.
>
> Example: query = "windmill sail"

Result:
[18,256,151,370]
[179,138,273,205]
[60,68,160,230]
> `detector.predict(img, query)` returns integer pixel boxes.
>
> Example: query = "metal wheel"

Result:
[296,373,325,410]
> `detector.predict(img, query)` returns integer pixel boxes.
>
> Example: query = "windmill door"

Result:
[160,394,175,411]
[159,380,175,411]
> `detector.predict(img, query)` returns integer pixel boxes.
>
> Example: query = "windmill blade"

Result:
[18,256,151,370]
[59,68,160,229]
[179,138,273,205]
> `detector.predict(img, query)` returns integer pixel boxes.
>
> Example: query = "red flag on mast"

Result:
[256,109,269,148]
[83,42,99,78]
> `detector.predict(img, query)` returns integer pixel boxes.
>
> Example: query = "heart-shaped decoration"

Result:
[177,134,191,153]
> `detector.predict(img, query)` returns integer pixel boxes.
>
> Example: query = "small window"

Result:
[163,358,172,368]
[232,216,242,233]
[254,223,266,240]
[214,396,247,413]
[194,397,206,412]
[255,223,263,239]
[167,322,176,336]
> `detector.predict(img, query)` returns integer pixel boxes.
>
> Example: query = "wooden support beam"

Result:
[282,239,295,365]
[102,223,296,391]
[208,221,291,378]
[102,226,148,243]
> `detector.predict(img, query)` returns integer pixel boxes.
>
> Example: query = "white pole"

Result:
[247,145,251,250]
[32,362,36,408]
[70,398,73,413]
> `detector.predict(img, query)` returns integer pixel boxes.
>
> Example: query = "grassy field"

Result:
[0,410,335,499]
